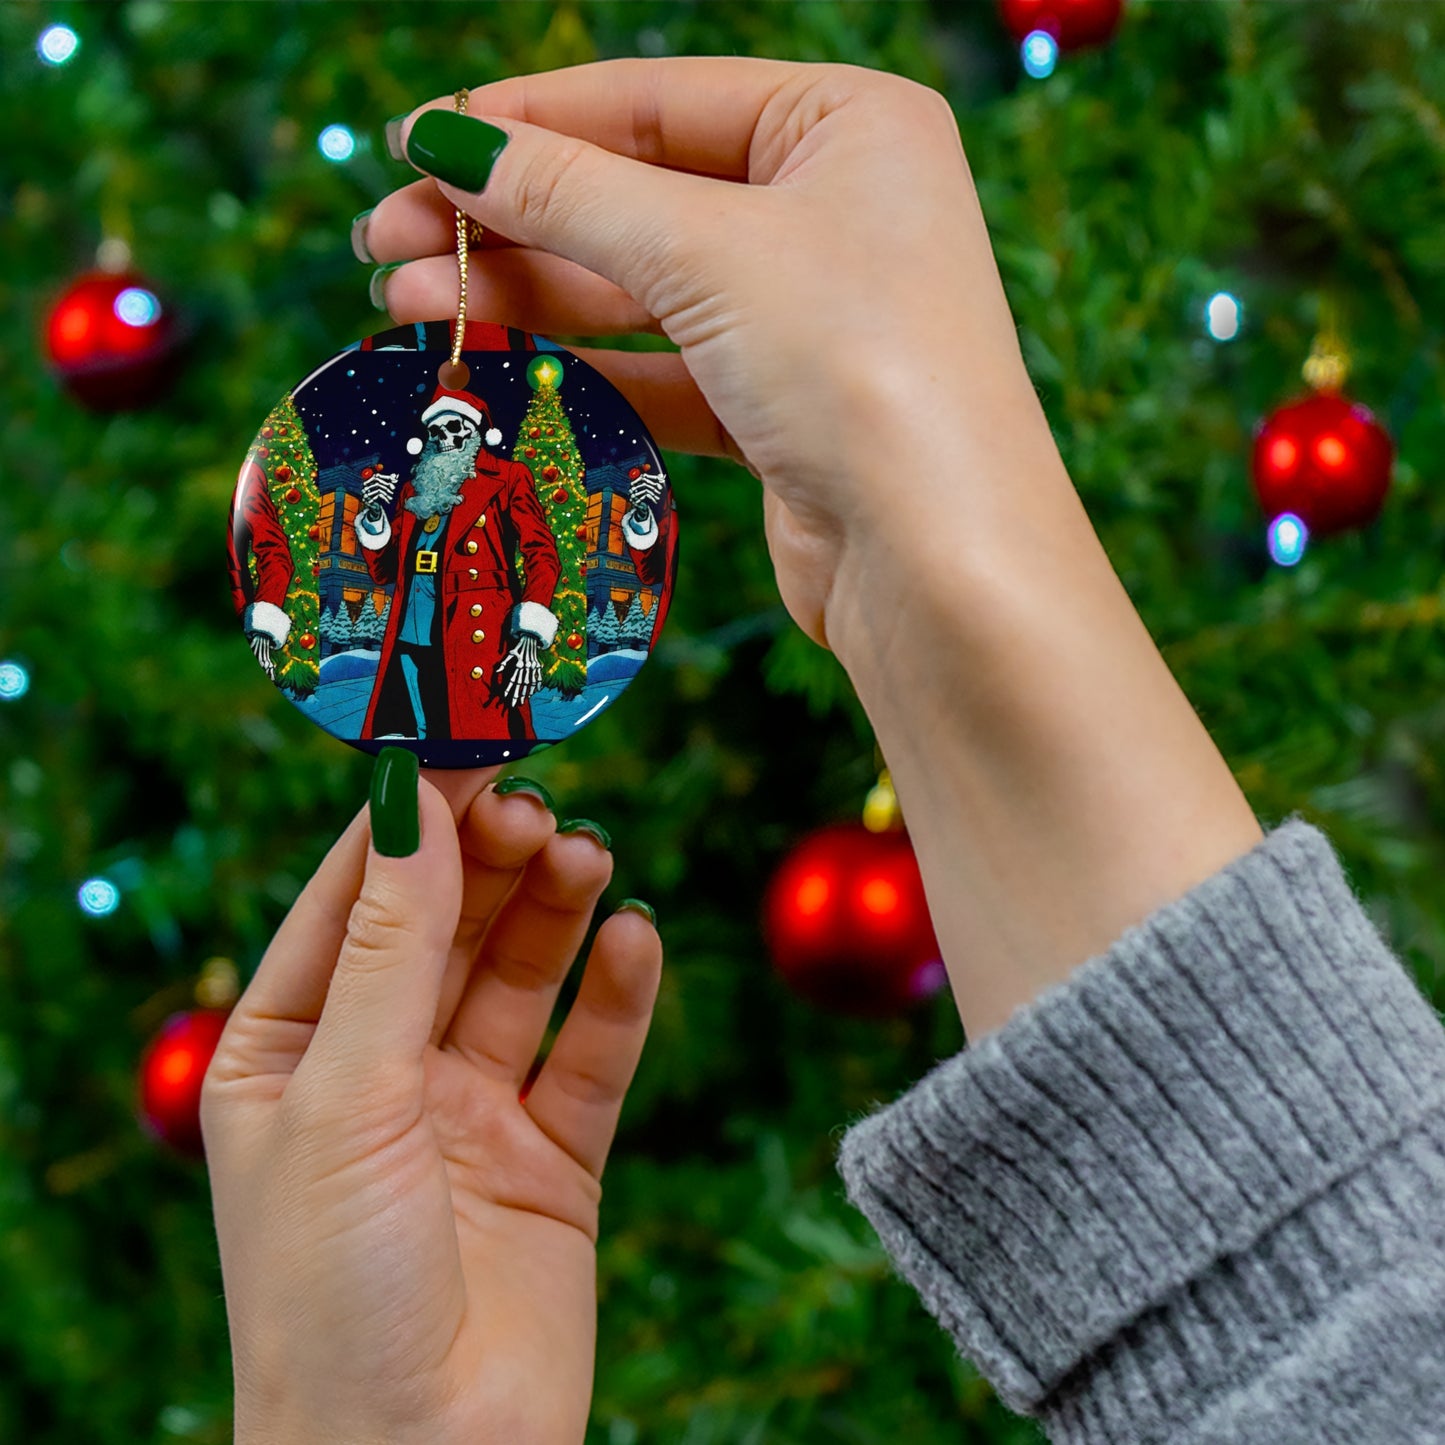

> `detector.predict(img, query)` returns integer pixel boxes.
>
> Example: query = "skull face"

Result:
[427,414,479,452]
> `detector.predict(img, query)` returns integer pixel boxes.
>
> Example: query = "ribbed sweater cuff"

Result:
[835,816,1445,1423]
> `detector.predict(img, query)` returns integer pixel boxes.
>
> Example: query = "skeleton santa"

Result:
[355,384,562,743]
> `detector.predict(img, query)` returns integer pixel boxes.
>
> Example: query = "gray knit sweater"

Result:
[836,816,1445,1443]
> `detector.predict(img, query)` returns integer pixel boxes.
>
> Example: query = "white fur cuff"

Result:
[355,511,391,551]
[511,601,559,649]
[243,601,291,648]
[622,509,659,550]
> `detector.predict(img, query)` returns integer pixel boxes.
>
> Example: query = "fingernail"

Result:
[405,110,510,193]
[350,208,375,264]
[370,746,420,857]
[493,775,555,812]
[558,818,611,850]
[617,898,656,926]
[384,113,408,162]
[369,262,403,311]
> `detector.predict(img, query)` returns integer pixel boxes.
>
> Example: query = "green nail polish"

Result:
[405,110,510,193]
[370,747,420,857]
[350,208,375,264]
[558,818,612,850]
[493,775,555,811]
[369,262,403,311]
[617,898,656,926]
[384,114,408,162]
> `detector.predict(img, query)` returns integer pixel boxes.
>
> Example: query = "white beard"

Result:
[405,433,482,517]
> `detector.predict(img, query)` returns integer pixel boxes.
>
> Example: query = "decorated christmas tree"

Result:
[244,393,321,695]
[512,353,587,695]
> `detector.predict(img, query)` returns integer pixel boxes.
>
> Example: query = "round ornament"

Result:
[44,269,181,411]
[763,822,946,1017]
[227,322,678,768]
[137,1008,231,1157]
[1251,391,1393,537]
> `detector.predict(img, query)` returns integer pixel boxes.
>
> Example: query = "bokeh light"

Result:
[114,287,161,328]
[37,24,79,66]
[78,878,121,917]
[1205,291,1242,341]
[318,124,356,162]
[1021,30,1059,79]
[1267,512,1309,567]
[0,661,29,701]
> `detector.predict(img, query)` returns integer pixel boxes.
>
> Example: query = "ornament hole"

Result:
[437,359,470,390]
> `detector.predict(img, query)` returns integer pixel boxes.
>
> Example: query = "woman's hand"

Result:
[361,56,1045,657]
[202,758,661,1445]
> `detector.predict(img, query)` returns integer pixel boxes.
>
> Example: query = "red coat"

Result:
[627,500,678,652]
[360,449,561,741]
[227,458,294,616]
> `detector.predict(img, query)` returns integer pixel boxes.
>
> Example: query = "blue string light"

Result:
[0,660,29,701]
[114,287,162,328]
[1205,291,1242,342]
[1267,512,1308,567]
[1021,30,1059,79]
[318,124,357,163]
[78,878,121,917]
[38,24,79,66]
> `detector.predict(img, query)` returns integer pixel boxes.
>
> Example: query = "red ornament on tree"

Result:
[137,1009,230,1156]
[998,0,1123,48]
[308,524,321,541]
[575,524,587,539]
[552,486,569,503]
[566,631,583,650]
[44,269,181,410]
[529,425,541,438]
[525,445,537,458]
[542,464,560,482]
[299,631,316,650]
[763,822,944,1017]
[1252,392,1393,537]
[284,487,301,504]
[274,462,294,484]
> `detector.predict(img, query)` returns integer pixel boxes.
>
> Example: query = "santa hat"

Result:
[420,385,503,447]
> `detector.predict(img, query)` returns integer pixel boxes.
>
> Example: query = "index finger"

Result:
[403,54,812,183]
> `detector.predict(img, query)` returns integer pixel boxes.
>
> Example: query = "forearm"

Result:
[826,382,1262,1040]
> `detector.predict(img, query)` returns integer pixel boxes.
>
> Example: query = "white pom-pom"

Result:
[485,427,503,447]
[406,436,424,455]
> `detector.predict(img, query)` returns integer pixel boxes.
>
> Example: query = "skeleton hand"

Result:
[362,470,400,520]
[629,468,666,511]
[249,633,276,680]
[496,635,543,709]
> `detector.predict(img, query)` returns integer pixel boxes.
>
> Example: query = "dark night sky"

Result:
[292,343,663,482]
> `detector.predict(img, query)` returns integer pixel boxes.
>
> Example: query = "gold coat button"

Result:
[468,568,478,580]
[470,603,483,617]
[470,666,484,680]
[466,540,479,554]
[472,629,486,643]
[474,514,487,528]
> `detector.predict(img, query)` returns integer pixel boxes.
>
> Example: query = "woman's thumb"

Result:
[303,750,463,1085]
[397,106,721,308]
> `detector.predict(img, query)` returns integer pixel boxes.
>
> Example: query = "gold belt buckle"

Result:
[415,551,438,575]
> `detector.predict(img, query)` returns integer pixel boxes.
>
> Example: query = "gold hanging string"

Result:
[1302,293,1350,393]
[438,88,487,389]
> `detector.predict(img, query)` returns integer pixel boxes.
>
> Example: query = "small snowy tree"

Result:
[593,600,621,654]
[621,592,648,648]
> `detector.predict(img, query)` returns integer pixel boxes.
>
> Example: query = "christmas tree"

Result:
[2,5,1443,1444]
[245,394,321,696]
[512,352,588,695]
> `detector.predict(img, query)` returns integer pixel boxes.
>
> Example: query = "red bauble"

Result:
[628,466,642,480]
[542,463,560,482]
[566,631,583,650]
[307,524,321,540]
[261,426,273,438]
[575,524,587,539]
[998,0,1123,48]
[763,823,945,1017]
[284,487,301,504]
[299,631,316,650]
[274,462,294,484]
[525,446,537,458]
[1251,392,1393,537]
[529,425,541,438]
[552,486,569,503]
[45,270,181,410]
[137,1009,230,1156]
[361,466,375,480]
